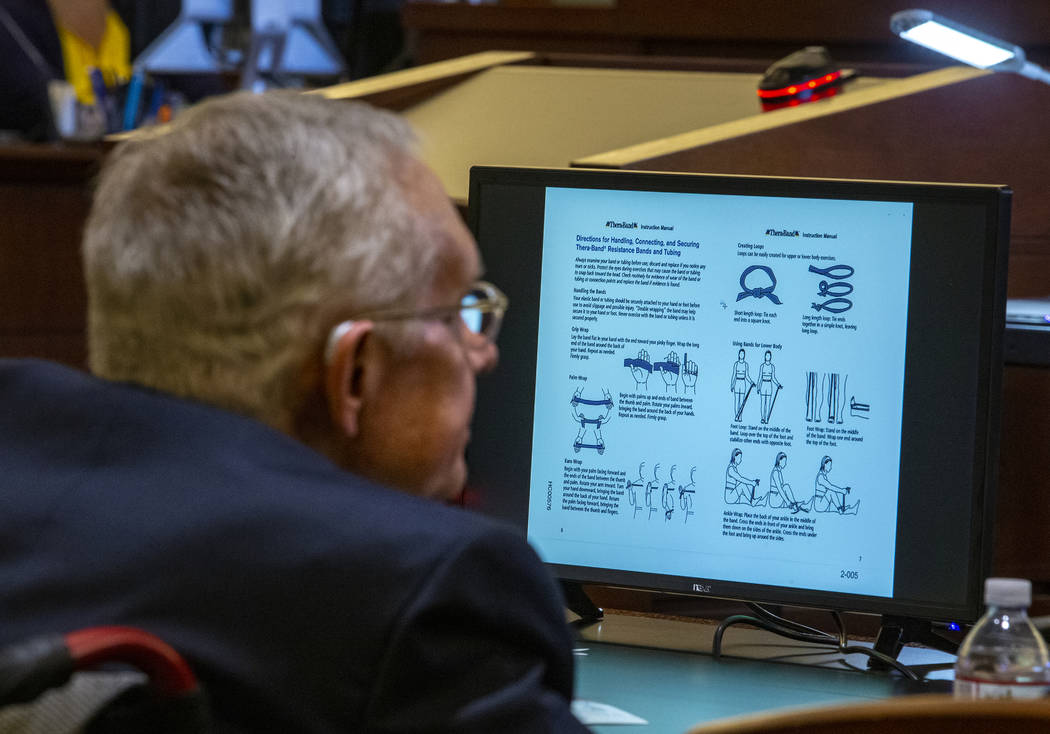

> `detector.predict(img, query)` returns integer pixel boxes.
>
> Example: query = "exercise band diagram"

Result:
[571,388,613,454]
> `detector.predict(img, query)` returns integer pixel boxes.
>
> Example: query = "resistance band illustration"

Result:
[805,371,872,424]
[625,462,698,522]
[730,349,754,422]
[624,349,653,391]
[625,462,647,519]
[850,396,870,419]
[654,352,681,394]
[757,350,782,424]
[768,452,811,513]
[809,262,856,313]
[626,349,699,394]
[724,448,765,507]
[570,387,613,454]
[805,371,847,423]
[678,466,696,524]
[737,265,782,304]
[812,455,859,515]
[645,464,660,520]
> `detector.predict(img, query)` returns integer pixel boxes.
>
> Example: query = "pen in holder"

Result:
[88,67,119,134]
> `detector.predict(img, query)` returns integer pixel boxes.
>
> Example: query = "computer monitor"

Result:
[466,166,1009,640]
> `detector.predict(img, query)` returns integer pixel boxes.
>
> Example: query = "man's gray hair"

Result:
[84,91,437,426]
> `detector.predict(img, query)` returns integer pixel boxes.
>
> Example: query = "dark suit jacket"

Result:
[0,359,588,733]
[0,0,63,139]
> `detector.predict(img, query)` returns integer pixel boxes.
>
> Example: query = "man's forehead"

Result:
[398,156,481,289]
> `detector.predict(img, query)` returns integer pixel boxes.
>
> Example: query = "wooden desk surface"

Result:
[574,612,953,733]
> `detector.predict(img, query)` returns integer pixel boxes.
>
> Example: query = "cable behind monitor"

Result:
[711,603,921,681]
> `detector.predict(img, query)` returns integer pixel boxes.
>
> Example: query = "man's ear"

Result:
[323,320,376,438]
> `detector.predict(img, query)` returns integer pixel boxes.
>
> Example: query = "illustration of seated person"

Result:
[768,452,810,513]
[730,349,754,421]
[624,349,652,390]
[655,351,680,393]
[724,448,765,506]
[758,350,782,424]
[812,456,860,514]
[570,387,613,454]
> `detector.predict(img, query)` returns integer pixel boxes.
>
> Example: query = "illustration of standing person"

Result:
[812,456,860,515]
[729,349,754,422]
[758,350,782,424]
[768,452,810,513]
[724,448,764,506]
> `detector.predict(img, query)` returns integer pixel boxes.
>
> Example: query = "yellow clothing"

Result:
[56,10,131,106]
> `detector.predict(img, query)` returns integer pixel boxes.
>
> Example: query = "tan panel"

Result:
[402,65,823,202]
[315,50,536,100]
[575,65,985,168]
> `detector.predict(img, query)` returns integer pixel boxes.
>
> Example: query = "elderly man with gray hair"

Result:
[0,91,588,733]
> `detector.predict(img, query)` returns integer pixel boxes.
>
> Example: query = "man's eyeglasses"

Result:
[325,281,508,362]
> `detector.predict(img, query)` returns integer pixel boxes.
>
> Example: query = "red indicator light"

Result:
[757,69,844,100]
[760,84,841,111]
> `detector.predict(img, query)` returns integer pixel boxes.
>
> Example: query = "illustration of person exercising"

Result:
[656,351,681,393]
[730,349,754,422]
[812,456,859,515]
[768,452,810,513]
[570,387,613,454]
[679,466,696,523]
[724,448,765,506]
[662,465,678,521]
[758,350,782,425]
[625,349,652,391]
[625,462,646,518]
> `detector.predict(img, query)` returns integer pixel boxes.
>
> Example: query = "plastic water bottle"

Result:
[954,577,1050,699]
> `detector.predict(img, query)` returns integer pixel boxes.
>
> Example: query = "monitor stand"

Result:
[561,581,603,627]
[867,615,960,671]
[712,604,955,680]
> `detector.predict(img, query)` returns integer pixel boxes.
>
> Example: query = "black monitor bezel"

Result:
[466,165,1009,624]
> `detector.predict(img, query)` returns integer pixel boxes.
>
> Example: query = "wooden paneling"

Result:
[996,366,1050,581]
[0,144,101,368]
[403,1,1050,66]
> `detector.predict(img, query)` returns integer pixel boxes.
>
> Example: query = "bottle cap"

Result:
[984,577,1032,607]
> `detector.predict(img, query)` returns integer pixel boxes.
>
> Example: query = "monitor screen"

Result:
[466,166,1009,625]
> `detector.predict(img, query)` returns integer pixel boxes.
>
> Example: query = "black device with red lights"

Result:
[757,46,857,110]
